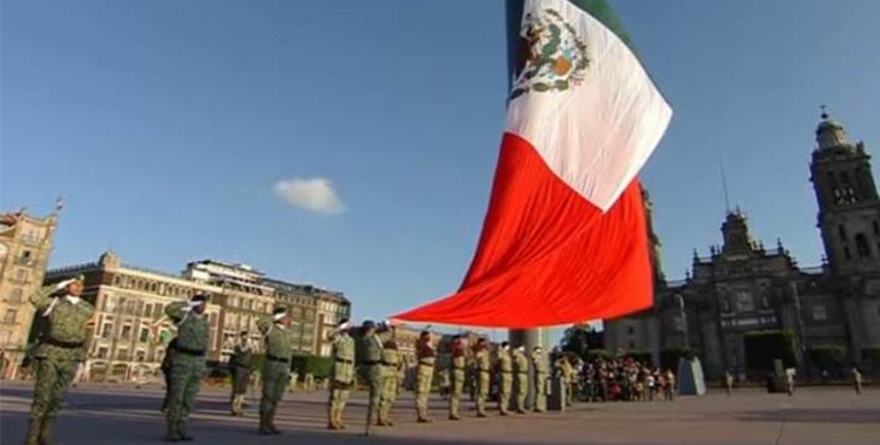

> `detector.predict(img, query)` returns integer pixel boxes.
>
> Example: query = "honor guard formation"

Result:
[17,279,586,444]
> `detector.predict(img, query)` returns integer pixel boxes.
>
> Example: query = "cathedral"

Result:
[604,111,880,379]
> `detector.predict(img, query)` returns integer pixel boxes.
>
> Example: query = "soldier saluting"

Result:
[327,319,355,430]
[24,275,95,445]
[472,338,491,418]
[414,330,436,423]
[359,320,386,436]
[256,306,295,435]
[164,294,210,442]
[229,331,253,416]
[448,335,466,421]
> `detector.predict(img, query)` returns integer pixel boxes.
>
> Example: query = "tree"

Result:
[560,323,603,359]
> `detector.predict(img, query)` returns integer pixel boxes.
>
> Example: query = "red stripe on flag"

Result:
[392,133,653,328]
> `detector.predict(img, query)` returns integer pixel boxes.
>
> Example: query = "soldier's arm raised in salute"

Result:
[256,316,273,335]
[164,301,190,322]
[28,284,57,312]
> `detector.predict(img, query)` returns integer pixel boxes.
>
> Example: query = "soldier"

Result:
[531,346,548,412]
[160,337,178,413]
[164,294,209,442]
[497,341,513,416]
[23,275,95,445]
[377,335,403,426]
[229,331,253,416]
[359,320,386,435]
[473,338,491,418]
[327,319,355,430]
[554,355,574,407]
[414,330,436,423]
[448,335,466,421]
[512,346,529,414]
[256,306,295,435]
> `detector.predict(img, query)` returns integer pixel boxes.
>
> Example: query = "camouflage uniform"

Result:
[474,343,491,417]
[531,348,548,412]
[448,340,466,420]
[229,336,253,415]
[327,327,355,429]
[377,340,402,426]
[415,335,436,422]
[256,315,296,435]
[513,348,530,413]
[359,328,385,431]
[160,338,178,413]
[497,348,513,415]
[25,283,95,445]
[164,300,209,442]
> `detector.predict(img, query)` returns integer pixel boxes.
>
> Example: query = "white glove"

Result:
[54,279,76,290]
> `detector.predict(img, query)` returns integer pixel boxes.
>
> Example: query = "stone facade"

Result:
[0,207,58,379]
[40,253,350,381]
[605,112,880,378]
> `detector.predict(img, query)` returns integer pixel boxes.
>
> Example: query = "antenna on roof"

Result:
[718,149,732,214]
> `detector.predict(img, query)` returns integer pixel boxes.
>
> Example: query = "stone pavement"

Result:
[0,381,877,445]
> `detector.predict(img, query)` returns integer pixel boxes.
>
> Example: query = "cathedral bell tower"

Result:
[810,108,880,276]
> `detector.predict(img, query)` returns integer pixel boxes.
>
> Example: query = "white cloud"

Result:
[273,178,345,215]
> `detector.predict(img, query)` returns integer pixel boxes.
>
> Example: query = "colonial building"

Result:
[41,252,350,381]
[0,207,58,379]
[605,111,880,378]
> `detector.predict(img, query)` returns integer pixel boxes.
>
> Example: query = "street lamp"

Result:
[676,294,689,348]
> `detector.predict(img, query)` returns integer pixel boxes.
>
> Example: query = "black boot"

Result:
[24,417,42,445]
[267,408,282,435]
[257,411,272,435]
[38,416,56,445]
[177,420,193,442]
[164,419,181,442]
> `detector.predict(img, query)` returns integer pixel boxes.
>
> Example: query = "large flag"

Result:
[392,0,672,328]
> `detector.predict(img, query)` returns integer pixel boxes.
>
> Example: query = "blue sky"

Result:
[2,1,879,334]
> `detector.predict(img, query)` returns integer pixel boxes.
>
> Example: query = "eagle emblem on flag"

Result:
[510,8,590,100]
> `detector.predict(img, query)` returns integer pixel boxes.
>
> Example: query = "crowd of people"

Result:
[574,357,678,402]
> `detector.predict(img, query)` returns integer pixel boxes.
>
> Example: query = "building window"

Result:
[8,288,23,303]
[139,328,150,343]
[101,324,113,338]
[855,233,871,257]
[121,325,132,339]
[844,247,852,260]
[628,341,635,349]
[97,347,108,359]
[15,269,27,283]
[838,225,847,241]
[3,309,17,324]
[117,349,129,361]
[811,304,827,321]
[735,291,754,312]
[154,304,163,319]
[144,304,153,318]
[18,250,34,265]
[627,326,635,335]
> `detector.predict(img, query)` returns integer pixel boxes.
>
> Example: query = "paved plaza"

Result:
[0,381,877,445]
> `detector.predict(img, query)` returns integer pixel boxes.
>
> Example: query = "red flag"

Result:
[393,0,671,328]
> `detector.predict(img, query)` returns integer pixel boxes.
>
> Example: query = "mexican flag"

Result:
[393,0,672,328]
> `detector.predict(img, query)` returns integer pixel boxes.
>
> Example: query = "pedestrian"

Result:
[287,370,299,393]
[414,330,436,423]
[256,306,296,435]
[23,276,95,445]
[378,335,403,426]
[228,331,253,416]
[359,320,386,435]
[164,294,210,442]
[725,370,734,396]
[784,368,795,396]
[852,366,863,395]
[473,338,491,418]
[531,346,547,412]
[665,369,676,401]
[327,319,355,430]
[448,335,466,421]
[497,342,513,415]
[512,346,529,414]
